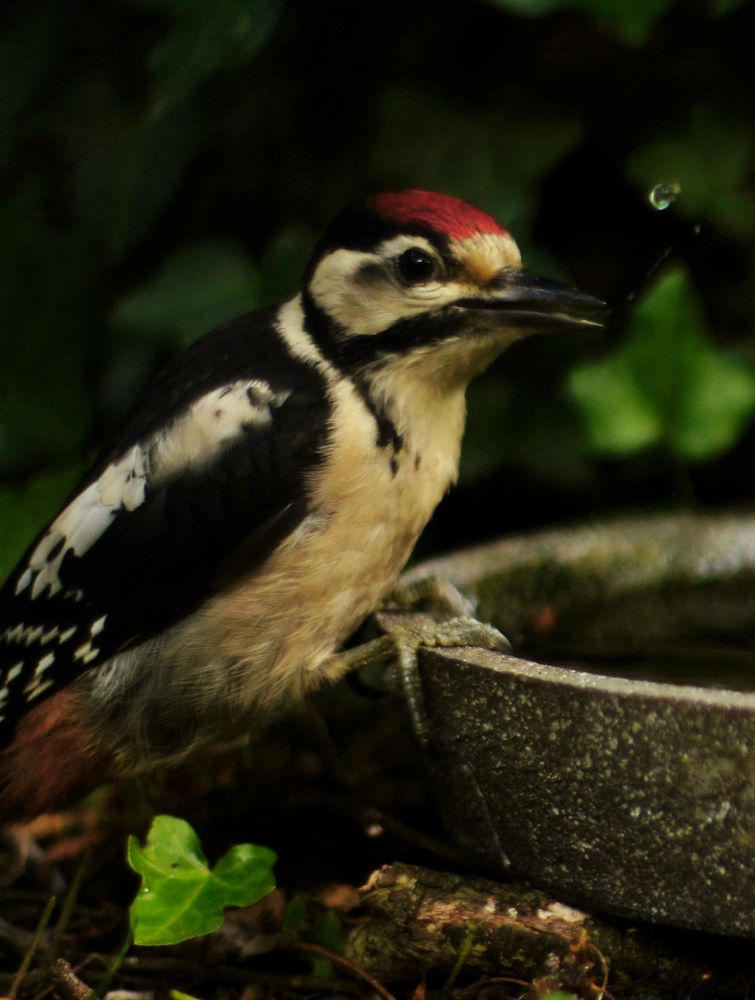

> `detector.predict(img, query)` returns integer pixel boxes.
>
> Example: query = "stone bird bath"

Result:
[404,513,755,936]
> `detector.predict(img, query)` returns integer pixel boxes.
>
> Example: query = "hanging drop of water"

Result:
[648,182,681,210]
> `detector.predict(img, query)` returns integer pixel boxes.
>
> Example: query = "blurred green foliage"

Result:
[1,0,755,571]
[113,239,262,348]
[487,0,677,45]
[570,267,755,458]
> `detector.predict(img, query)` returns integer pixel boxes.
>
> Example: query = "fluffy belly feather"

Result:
[79,379,465,772]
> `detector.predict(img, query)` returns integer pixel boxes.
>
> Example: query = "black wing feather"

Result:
[0,309,329,741]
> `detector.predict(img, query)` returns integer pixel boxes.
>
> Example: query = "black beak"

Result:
[457,269,608,332]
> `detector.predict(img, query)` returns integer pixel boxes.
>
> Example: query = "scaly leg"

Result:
[321,576,510,743]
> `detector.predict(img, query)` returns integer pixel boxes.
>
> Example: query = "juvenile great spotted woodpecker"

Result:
[0,190,605,820]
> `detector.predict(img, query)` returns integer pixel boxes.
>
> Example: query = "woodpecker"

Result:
[0,190,605,820]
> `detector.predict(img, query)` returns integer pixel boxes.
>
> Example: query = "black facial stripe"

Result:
[337,311,467,370]
[301,289,404,455]
[300,286,343,368]
[301,283,470,371]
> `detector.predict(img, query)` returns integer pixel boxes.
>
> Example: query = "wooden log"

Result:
[346,863,733,996]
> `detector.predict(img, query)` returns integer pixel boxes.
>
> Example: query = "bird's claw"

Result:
[375,612,511,744]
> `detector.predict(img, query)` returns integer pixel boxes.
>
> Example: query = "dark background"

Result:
[1,4,755,989]
[1,0,754,571]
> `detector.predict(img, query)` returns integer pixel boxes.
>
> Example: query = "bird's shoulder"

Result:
[0,303,331,735]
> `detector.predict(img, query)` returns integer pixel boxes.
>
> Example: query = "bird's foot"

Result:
[324,582,510,745]
[374,611,510,743]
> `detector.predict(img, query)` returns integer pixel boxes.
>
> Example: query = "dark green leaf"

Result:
[0,8,62,168]
[308,908,346,979]
[705,0,749,13]
[0,187,97,476]
[310,907,346,953]
[376,89,581,238]
[148,0,280,118]
[628,107,755,239]
[484,0,558,14]
[259,227,315,304]
[112,241,261,349]
[58,83,205,258]
[569,267,755,460]
[128,815,276,946]
[485,0,676,44]
[282,895,308,932]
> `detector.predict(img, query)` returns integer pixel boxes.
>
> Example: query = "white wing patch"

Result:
[13,379,290,603]
[148,379,290,485]
[16,445,148,600]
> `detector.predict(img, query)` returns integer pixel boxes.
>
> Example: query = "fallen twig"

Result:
[49,959,97,1000]
[9,895,56,998]
[346,863,734,996]
[293,940,398,1000]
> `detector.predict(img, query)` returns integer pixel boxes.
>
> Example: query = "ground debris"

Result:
[347,862,752,998]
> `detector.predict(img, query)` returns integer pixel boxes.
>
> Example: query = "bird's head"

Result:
[302,189,606,387]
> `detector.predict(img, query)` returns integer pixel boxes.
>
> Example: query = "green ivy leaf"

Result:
[569,356,662,455]
[112,240,261,349]
[569,267,755,460]
[57,82,205,259]
[148,0,280,119]
[128,815,276,946]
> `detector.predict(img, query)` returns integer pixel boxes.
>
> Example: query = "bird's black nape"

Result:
[305,197,453,277]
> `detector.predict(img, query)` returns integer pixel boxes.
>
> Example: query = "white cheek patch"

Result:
[309,244,459,336]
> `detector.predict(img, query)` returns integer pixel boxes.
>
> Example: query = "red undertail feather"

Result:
[368,190,508,240]
[0,691,111,822]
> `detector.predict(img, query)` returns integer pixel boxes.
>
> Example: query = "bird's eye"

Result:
[396,247,439,285]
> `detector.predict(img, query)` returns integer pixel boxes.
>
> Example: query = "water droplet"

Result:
[648,182,681,211]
